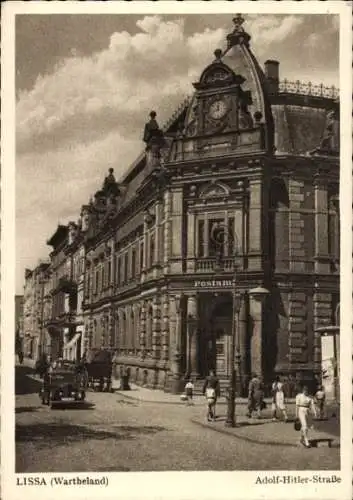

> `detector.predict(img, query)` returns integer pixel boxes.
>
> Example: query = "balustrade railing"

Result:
[162,80,338,136]
[278,79,339,99]
[195,257,235,272]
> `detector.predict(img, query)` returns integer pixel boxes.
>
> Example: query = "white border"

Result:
[2,2,352,500]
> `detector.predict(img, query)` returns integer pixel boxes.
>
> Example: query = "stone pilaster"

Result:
[154,200,161,264]
[186,294,199,377]
[168,294,183,393]
[141,214,149,281]
[186,212,196,272]
[313,291,332,372]
[163,190,172,274]
[161,295,170,362]
[314,179,330,273]
[237,295,247,388]
[170,187,183,273]
[139,301,146,359]
[248,178,262,270]
[249,295,264,376]
[289,179,305,272]
[152,296,161,360]
[108,309,115,348]
[288,291,308,366]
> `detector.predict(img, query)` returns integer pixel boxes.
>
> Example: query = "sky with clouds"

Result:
[15,13,339,294]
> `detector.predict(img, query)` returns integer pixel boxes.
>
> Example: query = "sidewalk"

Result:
[190,415,340,448]
[111,378,297,406]
[112,379,339,448]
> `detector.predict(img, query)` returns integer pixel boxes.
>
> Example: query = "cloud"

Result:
[15,15,338,292]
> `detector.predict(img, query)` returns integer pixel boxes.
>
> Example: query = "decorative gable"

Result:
[200,181,230,199]
[194,54,245,91]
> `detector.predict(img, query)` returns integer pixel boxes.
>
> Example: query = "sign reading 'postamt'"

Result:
[194,280,235,288]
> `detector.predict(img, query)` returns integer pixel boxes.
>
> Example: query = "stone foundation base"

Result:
[113,362,174,392]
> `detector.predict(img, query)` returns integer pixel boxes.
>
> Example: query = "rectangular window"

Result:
[107,260,111,286]
[139,241,144,272]
[131,248,136,278]
[94,269,99,295]
[160,224,164,262]
[116,256,120,286]
[198,220,205,257]
[124,253,129,282]
[149,233,155,268]
[101,265,105,292]
[208,218,224,257]
[228,217,235,256]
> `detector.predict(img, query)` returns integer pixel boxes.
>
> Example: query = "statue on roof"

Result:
[143,111,165,151]
[311,107,339,155]
[102,168,120,197]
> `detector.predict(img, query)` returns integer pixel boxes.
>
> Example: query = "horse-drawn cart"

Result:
[83,349,113,392]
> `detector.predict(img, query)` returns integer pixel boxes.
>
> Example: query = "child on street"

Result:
[184,378,194,406]
[314,385,326,419]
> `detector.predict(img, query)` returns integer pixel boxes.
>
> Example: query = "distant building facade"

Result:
[25,17,339,392]
[23,262,50,360]
[15,295,24,353]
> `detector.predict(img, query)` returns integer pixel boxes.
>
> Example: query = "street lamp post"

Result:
[225,286,241,427]
[210,222,269,427]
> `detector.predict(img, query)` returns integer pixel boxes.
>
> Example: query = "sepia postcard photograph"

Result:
[1,1,352,500]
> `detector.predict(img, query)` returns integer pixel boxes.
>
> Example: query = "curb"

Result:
[112,390,205,406]
[190,418,340,449]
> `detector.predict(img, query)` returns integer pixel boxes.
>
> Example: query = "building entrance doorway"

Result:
[199,294,233,378]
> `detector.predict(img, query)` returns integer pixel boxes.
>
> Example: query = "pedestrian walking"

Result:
[247,373,264,418]
[18,351,24,364]
[314,385,326,419]
[271,376,280,421]
[295,385,317,448]
[202,370,220,422]
[274,382,288,422]
[184,378,194,406]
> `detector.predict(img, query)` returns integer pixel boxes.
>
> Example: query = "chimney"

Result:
[264,60,279,93]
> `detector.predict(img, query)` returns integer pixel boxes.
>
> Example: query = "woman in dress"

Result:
[247,373,265,418]
[275,382,288,422]
[295,385,317,447]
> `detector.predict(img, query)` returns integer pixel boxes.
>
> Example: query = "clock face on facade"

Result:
[208,99,228,120]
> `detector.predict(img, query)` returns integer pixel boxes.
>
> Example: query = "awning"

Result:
[64,333,81,350]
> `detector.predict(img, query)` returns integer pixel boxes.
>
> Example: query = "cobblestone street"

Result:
[16,365,339,473]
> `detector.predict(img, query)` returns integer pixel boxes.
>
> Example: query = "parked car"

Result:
[40,359,87,408]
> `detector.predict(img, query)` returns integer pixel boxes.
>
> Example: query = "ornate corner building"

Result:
[24,16,339,393]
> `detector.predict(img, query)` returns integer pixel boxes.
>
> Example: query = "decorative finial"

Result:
[150,110,157,118]
[214,49,222,61]
[227,13,250,48]
[232,13,245,32]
